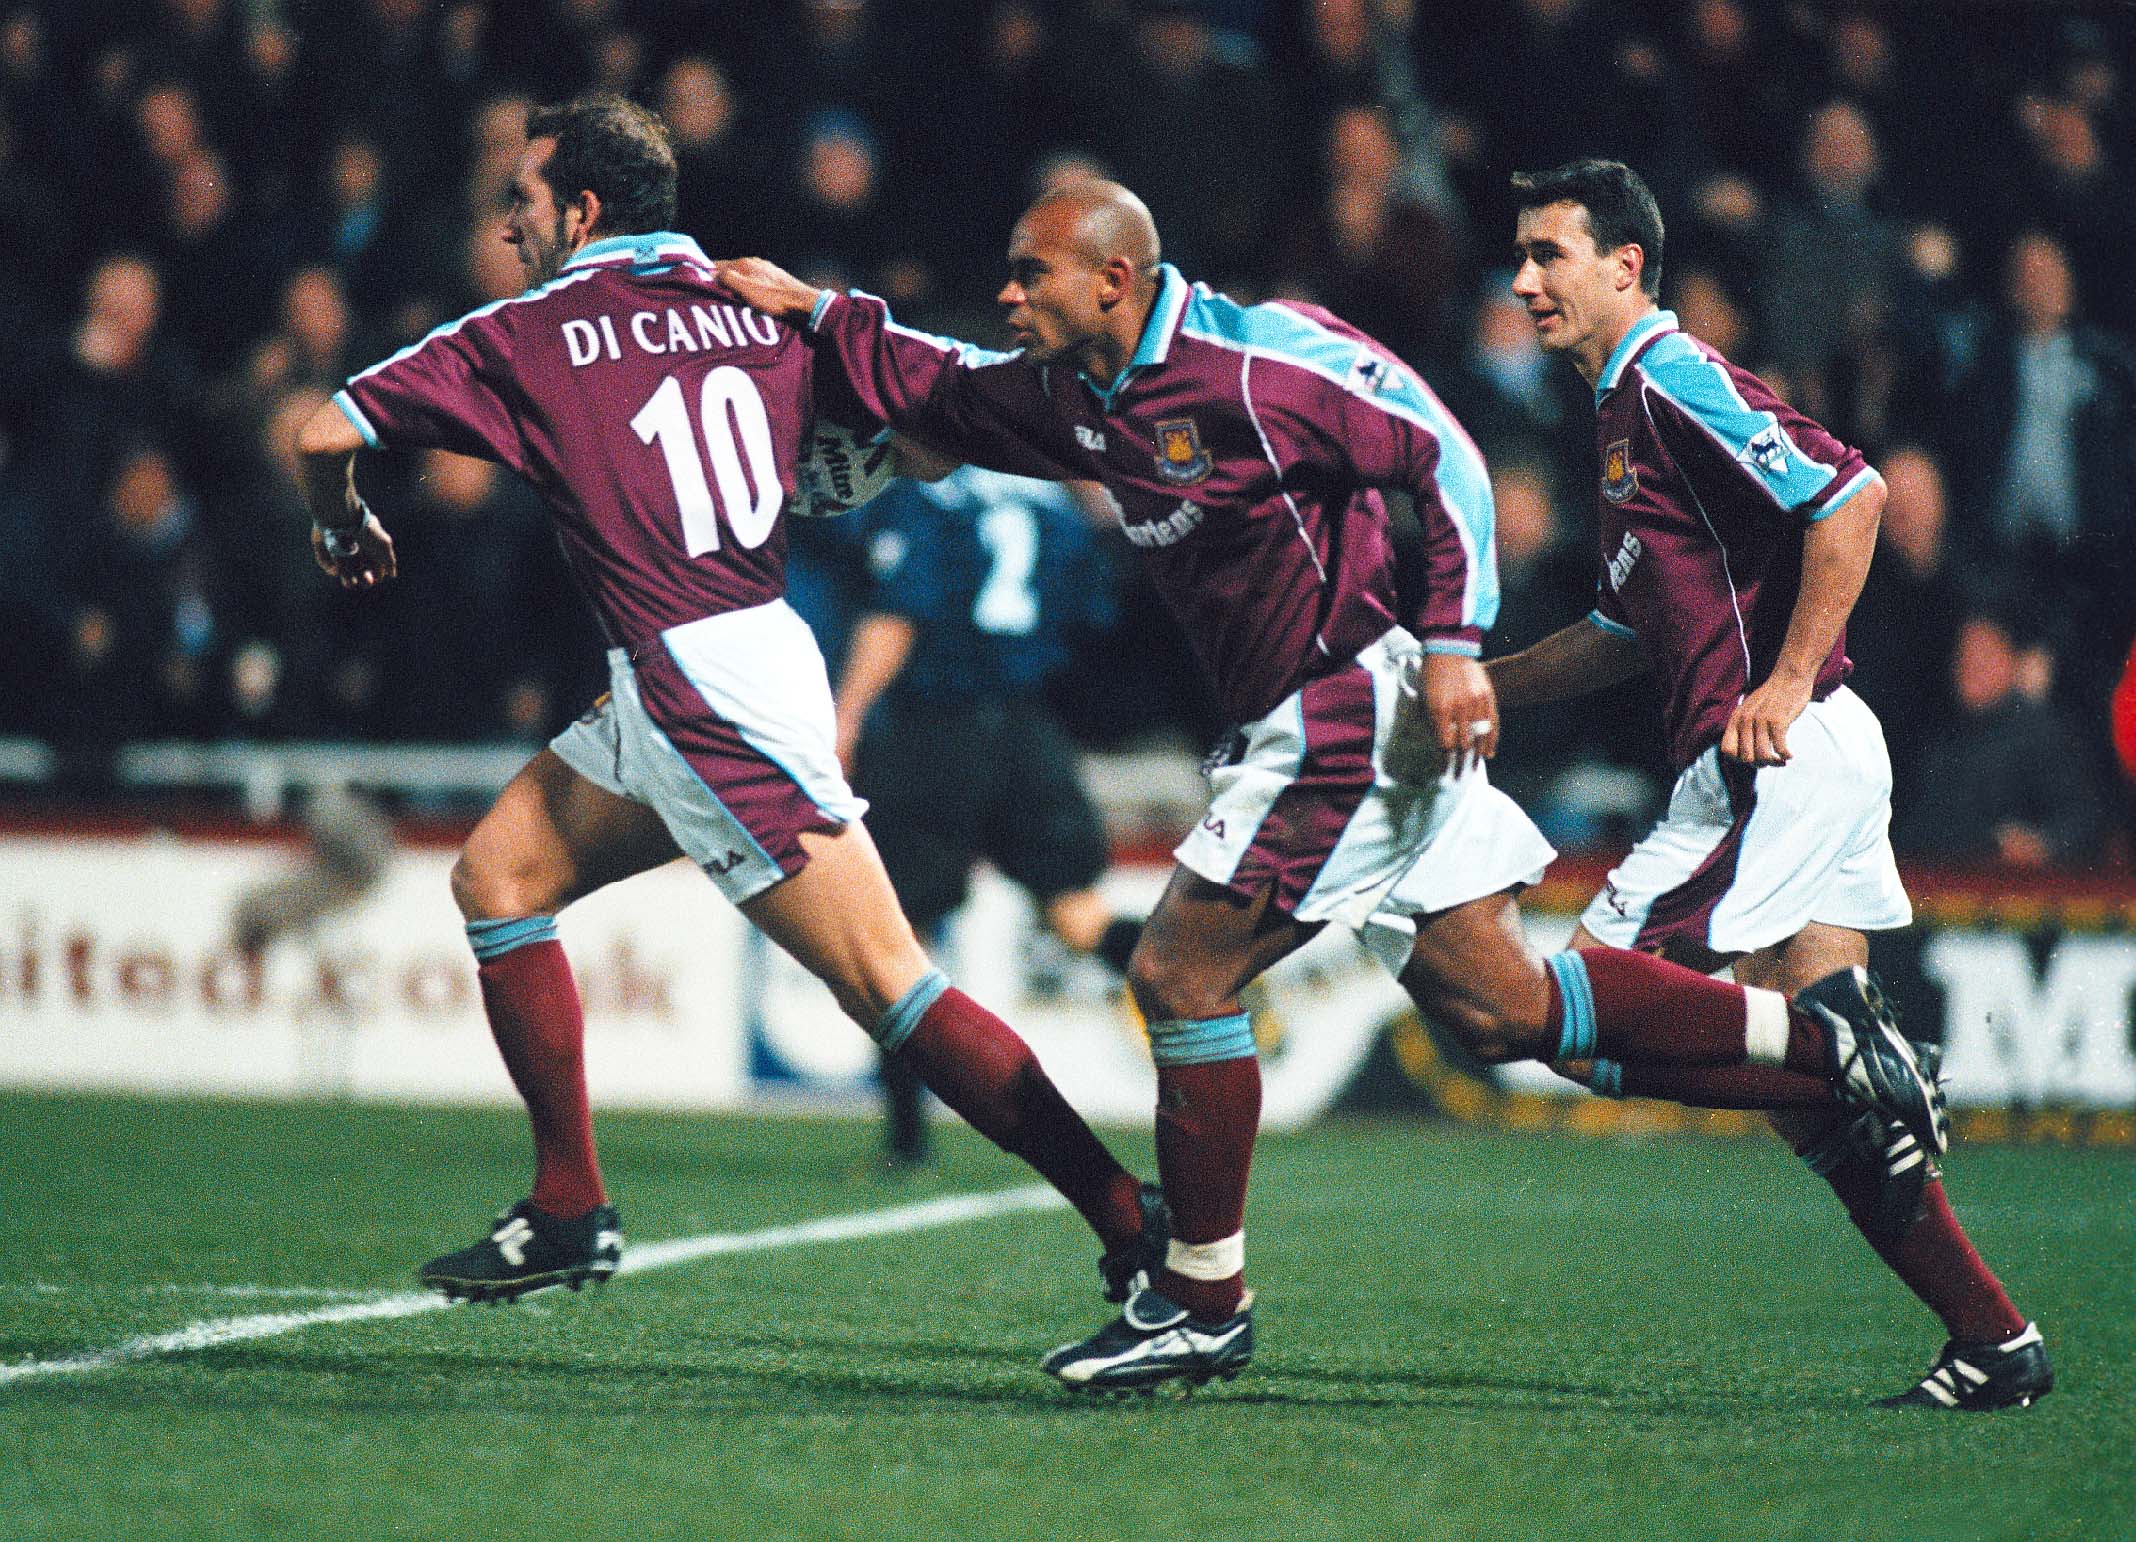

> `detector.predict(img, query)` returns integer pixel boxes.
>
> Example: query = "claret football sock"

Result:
[1146,1015,1260,1321]
[1583,1058,1839,1109]
[883,974,1144,1249]
[1545,948,1831,1077]
[466,918,606,1220]
[1811,1150,2027,1343]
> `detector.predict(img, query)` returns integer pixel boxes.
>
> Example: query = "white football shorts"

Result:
[1172,627,1556,953]
[550,600,867,904]
[1578,685,1912,956]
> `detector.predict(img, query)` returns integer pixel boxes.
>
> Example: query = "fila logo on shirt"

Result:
[1607,531,1644,593]
[1075,425,1108,453]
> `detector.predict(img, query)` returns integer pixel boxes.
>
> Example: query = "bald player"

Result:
[720,184,1944,1395]
[299,97,1165,1312]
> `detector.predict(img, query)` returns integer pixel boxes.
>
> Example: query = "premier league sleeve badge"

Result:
[1152,417,1213,485]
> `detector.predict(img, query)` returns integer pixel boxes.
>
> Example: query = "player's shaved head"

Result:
[1001,181,1164,380]
[1022,181,1160,277]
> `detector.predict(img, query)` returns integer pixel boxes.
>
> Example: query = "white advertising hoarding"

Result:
[1,832,2130,1114]
[0,831,1407,1127]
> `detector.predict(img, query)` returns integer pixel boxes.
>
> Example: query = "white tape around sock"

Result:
[1165,1231,1245,1281]
[1744,987,1791,1068]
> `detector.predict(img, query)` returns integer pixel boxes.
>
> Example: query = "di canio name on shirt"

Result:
[561,303,780,367]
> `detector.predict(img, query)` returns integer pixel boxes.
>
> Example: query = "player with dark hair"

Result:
[718,181,1945,1394]
[1498,157,2049,1409]
[295,95,1164,1308]
[1509,159,1667,298]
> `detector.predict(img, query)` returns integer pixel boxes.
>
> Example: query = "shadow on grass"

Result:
[3,1328,1850,1420]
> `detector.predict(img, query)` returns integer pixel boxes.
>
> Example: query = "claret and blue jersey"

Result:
[808,263,1498,726]
[332,232,854,649]
[1586,310,1884,771]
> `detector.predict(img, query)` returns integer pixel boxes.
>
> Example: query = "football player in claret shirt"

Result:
[296,95,1165,1310]
[1497,158,2049,1410]
[719,183,1946,1395]
[822,466,1145,1170]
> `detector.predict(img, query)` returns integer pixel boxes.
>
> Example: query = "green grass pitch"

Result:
[3,1090,2129,1541]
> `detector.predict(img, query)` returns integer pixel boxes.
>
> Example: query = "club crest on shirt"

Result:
[1152,417,1212,485]
[1601,438,1638,503]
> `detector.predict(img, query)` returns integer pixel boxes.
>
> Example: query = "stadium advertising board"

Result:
[1,829,2131,1130]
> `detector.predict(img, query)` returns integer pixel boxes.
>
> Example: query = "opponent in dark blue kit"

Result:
[832,465,1141,1166]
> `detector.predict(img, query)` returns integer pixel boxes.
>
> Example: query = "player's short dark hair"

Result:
[526,94,678,237]
[1511,159,1665,297]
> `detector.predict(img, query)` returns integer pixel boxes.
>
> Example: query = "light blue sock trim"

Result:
[466,915,558,962]
[1147,1012,1257,1067]
[1589,1058,1625,1098]
[875,969,951,1053]
[1547,951,1598,1062]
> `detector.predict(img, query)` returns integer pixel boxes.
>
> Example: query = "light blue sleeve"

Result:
[1635,335,1841,513]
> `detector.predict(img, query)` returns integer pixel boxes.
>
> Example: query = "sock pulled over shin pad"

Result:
[879,973,1141,1248]
[1147,1013,1259,1320]
[467,918,605,1219]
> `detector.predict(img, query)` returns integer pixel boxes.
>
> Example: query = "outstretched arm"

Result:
[724,257,1072,481]
[296,399,397,590]
[887,433,959,482]
[1487,616,1648,709]
[715,257,828,326]
[1721,475,1883,765]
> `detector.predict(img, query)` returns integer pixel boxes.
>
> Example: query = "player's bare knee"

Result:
[1438,999,1527,1064]
[1403,976,1548,1064]
[1467,994,1555,1063]
[450,845,558,921]
[1126,945,1223,1026]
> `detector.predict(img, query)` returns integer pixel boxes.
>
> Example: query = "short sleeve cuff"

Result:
[807,290,838,332]
[1807,466,1882,523]
[1588,609,1637,640]
[332,389,381,450]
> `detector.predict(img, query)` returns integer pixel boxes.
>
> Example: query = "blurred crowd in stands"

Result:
[0,0,2129,867]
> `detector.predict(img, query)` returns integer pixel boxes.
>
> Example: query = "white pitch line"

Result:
[0,1184,1067,1387]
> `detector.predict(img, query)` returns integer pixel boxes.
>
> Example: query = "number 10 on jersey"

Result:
[631,366,783,555]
